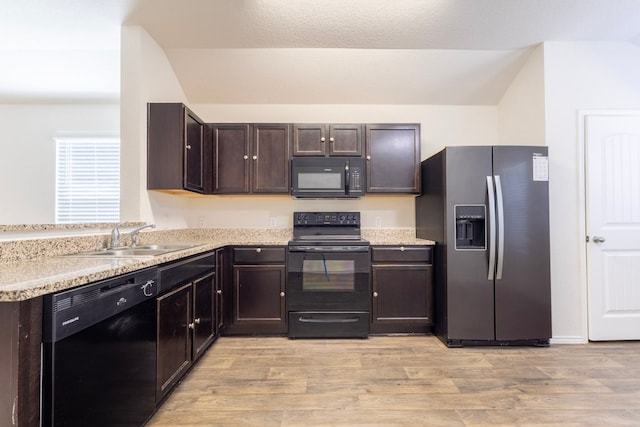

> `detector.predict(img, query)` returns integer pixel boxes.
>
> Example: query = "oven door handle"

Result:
[298,315,361,323]
[288,245,369,252]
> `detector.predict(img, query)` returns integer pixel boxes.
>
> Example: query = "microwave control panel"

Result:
[350,166,363,191]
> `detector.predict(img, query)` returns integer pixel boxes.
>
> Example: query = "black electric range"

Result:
[287,212,371,338]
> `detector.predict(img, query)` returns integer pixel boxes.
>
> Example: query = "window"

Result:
[55,136,120,223]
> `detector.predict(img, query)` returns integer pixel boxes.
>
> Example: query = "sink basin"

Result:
[63,244,196,258]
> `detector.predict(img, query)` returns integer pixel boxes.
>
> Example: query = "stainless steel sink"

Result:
[63,244,196,258]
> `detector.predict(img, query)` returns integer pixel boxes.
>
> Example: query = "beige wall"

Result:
[121,26,501,230]
[0,104,119,224]
[542,41,640,343]
[121,27,640,343]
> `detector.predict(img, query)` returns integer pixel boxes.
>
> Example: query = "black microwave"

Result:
[291,157,365,198]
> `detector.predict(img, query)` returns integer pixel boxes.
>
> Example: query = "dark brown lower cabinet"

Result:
[224,247,287,335]
[156,270,215,403]
[0,299,41,427]
[371,246,434,334]
[156,283,192,402]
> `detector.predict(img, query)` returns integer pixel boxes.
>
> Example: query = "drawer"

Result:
[158,252,216,293]
[371,246,432,263]
[233,246,286,264]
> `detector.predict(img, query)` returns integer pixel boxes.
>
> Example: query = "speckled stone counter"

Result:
[0,227,433,302]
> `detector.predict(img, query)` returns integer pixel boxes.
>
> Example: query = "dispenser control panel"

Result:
[454,205,486,250]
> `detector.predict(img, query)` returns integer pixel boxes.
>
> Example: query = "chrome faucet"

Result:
[128,223,156,247]
[110,223,127,248]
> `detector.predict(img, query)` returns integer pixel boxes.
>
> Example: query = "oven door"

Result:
[287,246,371,311]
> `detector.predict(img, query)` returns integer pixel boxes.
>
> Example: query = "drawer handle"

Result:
[400,246,405,251]
[256,248,262,253]
[280,291,285,297]
[373,292,378,297]
[298,316,360,323]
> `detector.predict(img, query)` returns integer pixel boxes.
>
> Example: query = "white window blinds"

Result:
[55,136,120,224]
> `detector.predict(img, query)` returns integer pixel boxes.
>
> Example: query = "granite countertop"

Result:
[0,228,434,302]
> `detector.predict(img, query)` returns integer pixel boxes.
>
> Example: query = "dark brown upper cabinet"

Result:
[147,103,211,194]
[292,124,363,157]
[365,124,421,194]
[212,124,250,193]
[212,124,290,194]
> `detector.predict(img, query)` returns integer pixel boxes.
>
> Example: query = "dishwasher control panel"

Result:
[42,267,158,343]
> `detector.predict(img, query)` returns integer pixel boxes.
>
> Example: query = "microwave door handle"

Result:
[344,161,350,195]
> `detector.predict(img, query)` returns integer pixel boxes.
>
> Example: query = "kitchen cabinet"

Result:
[293,124,363,157]
[225,246,287,335]
[156,252,216,403]
[147,103,211,194]
[0,299,41,427]
[370,245,433,334]
[365,124,421,194]
[215,246,230,335]
[212,123,290,194]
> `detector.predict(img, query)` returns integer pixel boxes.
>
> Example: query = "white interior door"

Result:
[586,115,640,341]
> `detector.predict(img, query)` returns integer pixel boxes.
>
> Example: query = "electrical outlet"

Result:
[374,216,382,227]
[269,217,277,228]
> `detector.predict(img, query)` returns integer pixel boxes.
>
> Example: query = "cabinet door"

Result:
[365,124,420,193]
[213,124,250,193]
[251,124,290,193]
[215,248,228,335]
[184,111,204,192]
[372,264,433,327]
[148,103,209,193]
[156,283,192,402]
[292,124,326,156]
[329,124,363,156]
[192,272,215,361]
[233,265,286,333]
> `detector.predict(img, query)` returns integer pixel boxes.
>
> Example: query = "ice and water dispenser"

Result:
[454,205,486,250]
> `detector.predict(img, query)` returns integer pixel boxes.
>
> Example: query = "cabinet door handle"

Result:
[280,291,285,297]
[321,137,325,142]
[188,322,195,329]
[243,155,248,160]
[373,292,378,297]
[329,137,335,142]
[194,318,201,325]
[185,145,192,150]
[366,155,371,160]
[216,289,222,295]
[252,155,257,160]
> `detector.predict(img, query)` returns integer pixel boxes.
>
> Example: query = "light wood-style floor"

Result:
[147,336,640,426]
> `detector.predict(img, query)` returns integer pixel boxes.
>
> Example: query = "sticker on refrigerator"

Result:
[532,155,549,182]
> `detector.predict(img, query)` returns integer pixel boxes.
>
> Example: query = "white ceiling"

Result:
[1,0,640,104]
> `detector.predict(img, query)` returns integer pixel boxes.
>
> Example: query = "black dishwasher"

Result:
[42,267,158,427]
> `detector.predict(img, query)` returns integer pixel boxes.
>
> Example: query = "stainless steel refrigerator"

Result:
[416,146,551,347]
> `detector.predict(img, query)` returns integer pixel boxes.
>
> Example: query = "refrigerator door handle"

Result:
[494,175,505,280]
[486,176,497,280]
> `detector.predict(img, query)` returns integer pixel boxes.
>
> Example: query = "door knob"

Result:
[592,236,606,243]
